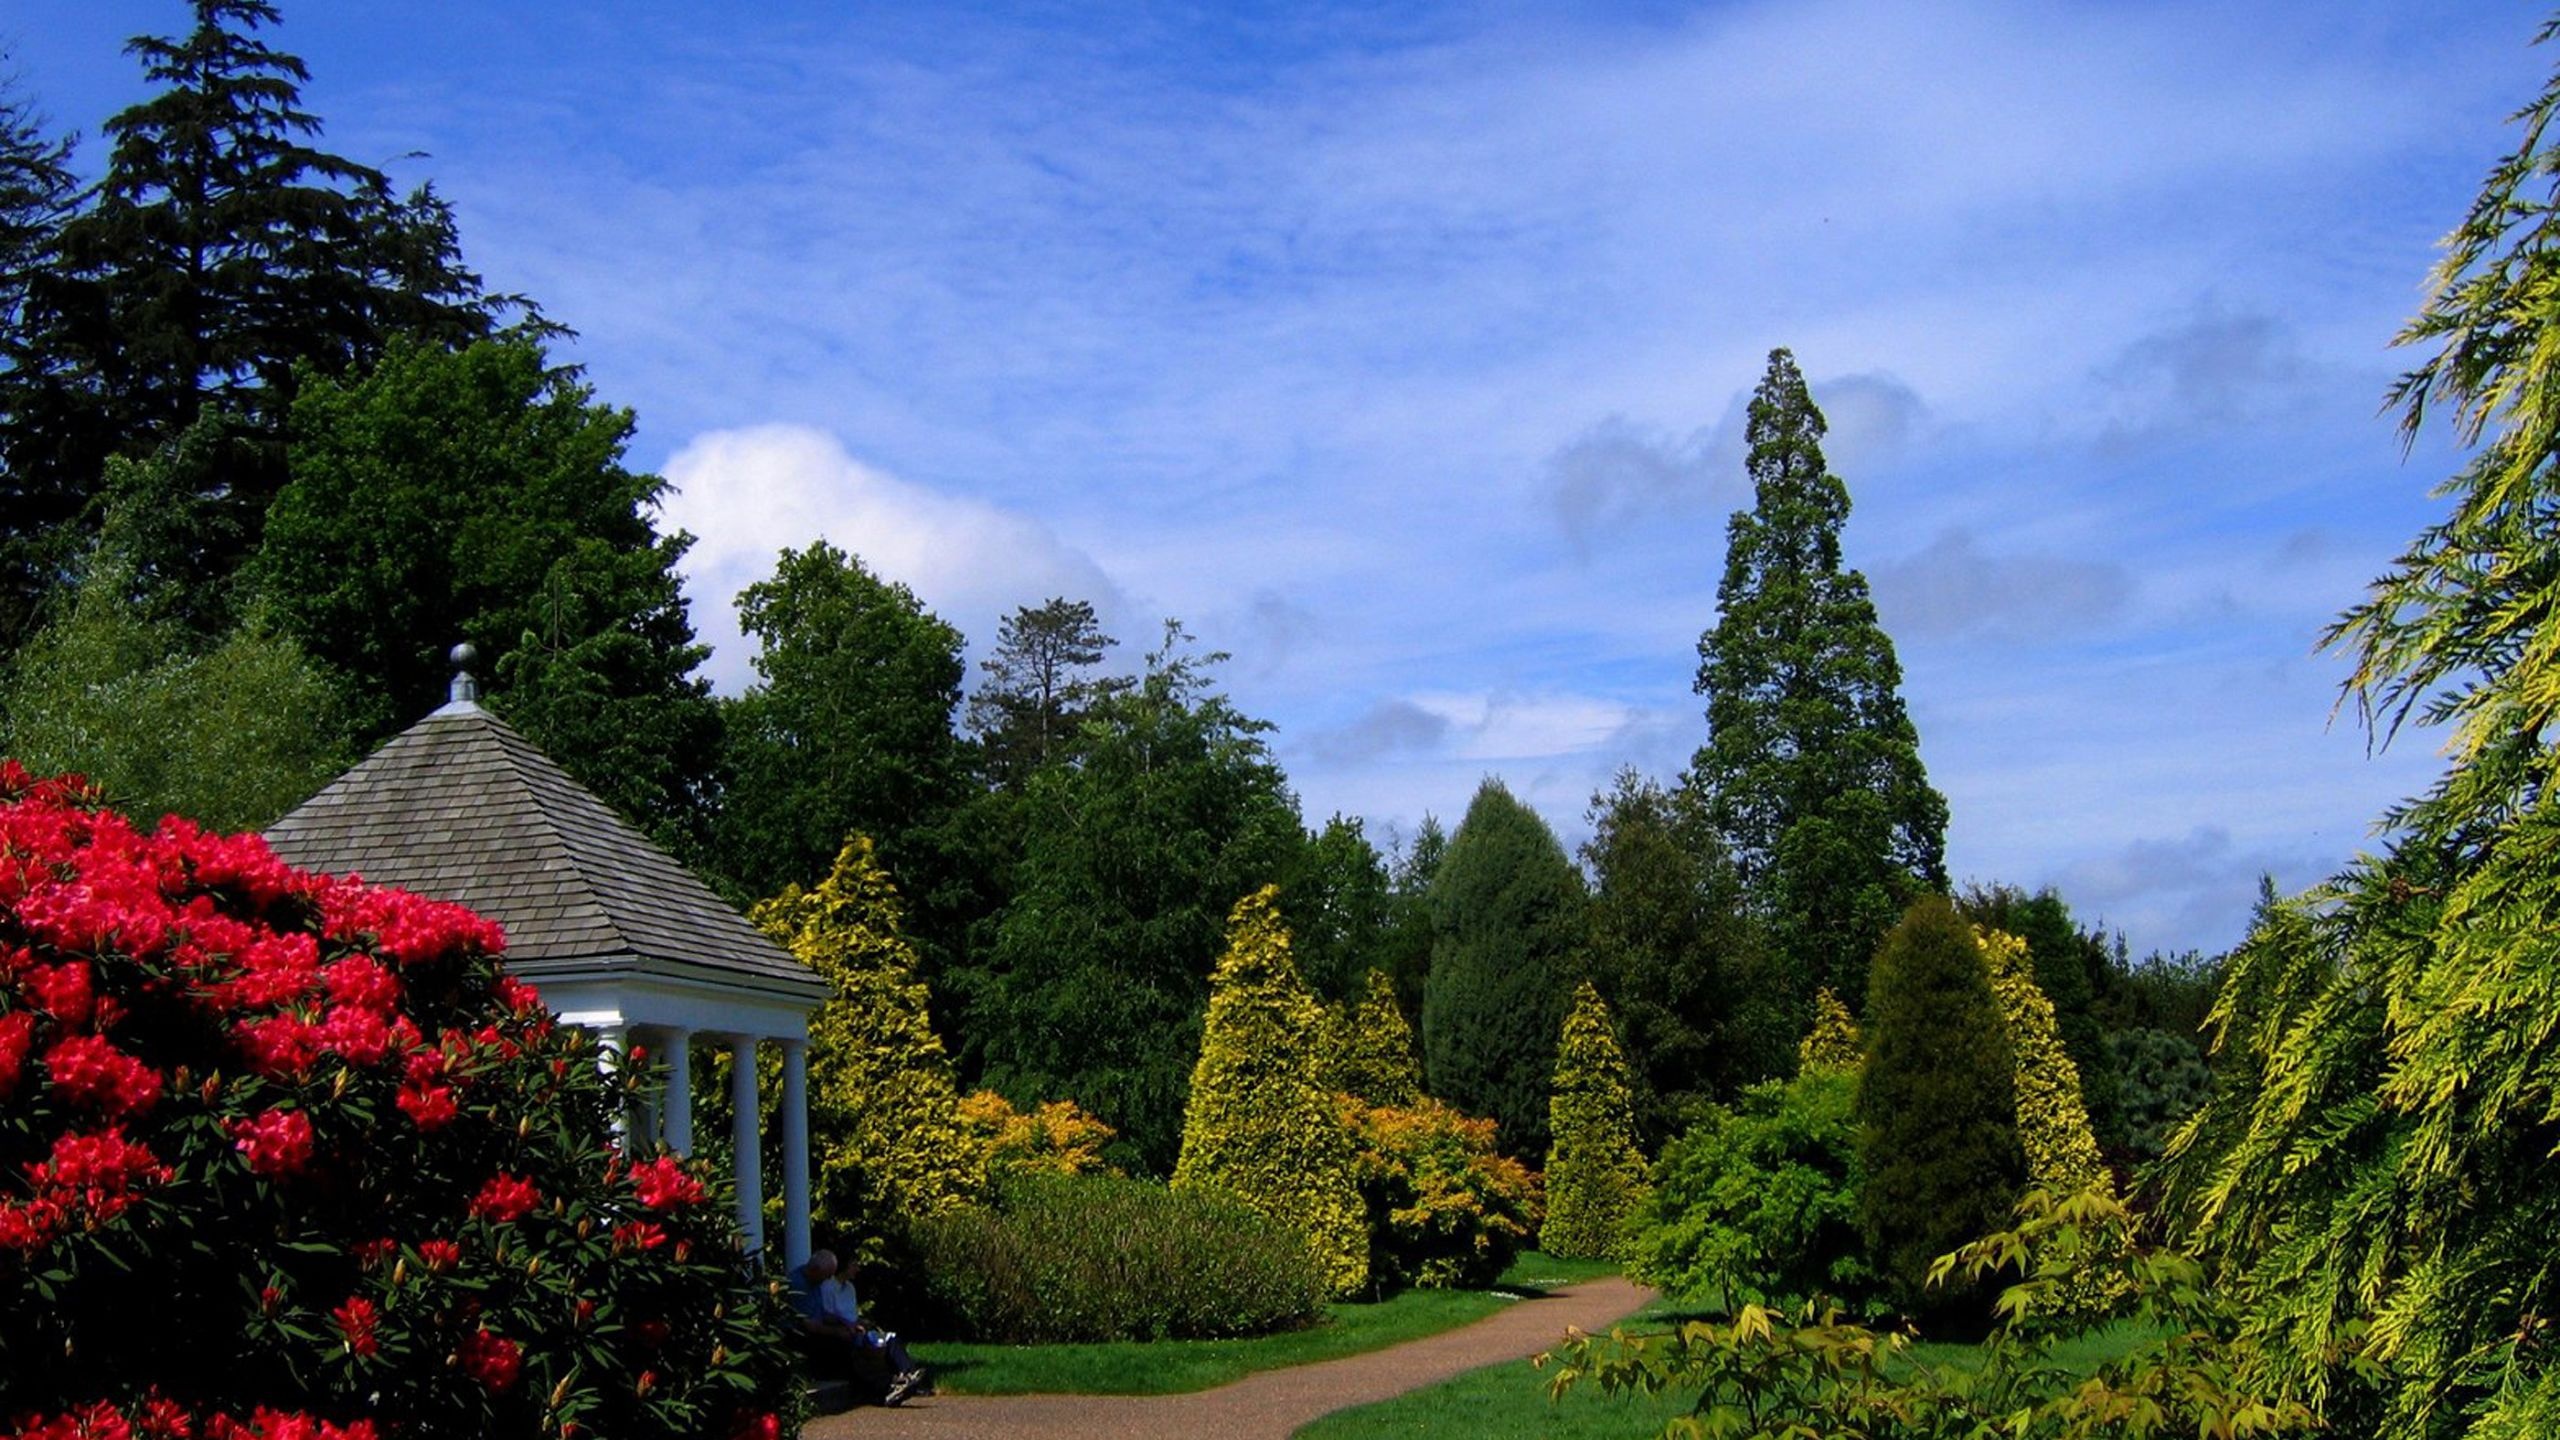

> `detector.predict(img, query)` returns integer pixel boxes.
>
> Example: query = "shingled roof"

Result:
[266,696,822,1003]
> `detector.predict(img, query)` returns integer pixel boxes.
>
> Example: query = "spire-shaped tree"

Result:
[1173,887,1367,1297]
[1324,967,1422,1106]
[1542,981,1649,1260]
[751,835,982,1264]
[1421,778,1586,1157]
[0,62,80,647]
[1689,348,1946,1020]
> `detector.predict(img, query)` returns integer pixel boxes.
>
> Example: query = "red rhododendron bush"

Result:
[0,764,797,1439]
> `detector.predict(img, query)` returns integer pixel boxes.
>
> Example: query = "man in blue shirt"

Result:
[793,1249,929,1405]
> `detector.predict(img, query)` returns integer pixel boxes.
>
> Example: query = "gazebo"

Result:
[265,652,828,1272]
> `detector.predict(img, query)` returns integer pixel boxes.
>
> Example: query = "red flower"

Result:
[628,1156,706,1211]
[229,1109,315,1178]
[469,1173,540,1224]
[331,1295,380,1357]
[320,956,400,1011]
[352,1237,395,1269]
[26,961,94,1027]
[0,1195,65,1251]
[611,1220,668,1252]
[456,1328,522,1392]
[727,1414,781,1440]
[416,1238,461,1272]
[0,1010,38,1099]
[30,1126,172,1225]
[312,1005,392,1066]
[494,975,543,1015]
[231,1014,316,1079]
[393,1083,457,1130]
[44,1033,163,1116]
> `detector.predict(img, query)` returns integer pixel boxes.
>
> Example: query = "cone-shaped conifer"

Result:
[751,835,982,1262]
[1174,887,1368,1296]
[1798,987,1864,1074]
[1542,981,1649,1260]
[1977,928,2109,1202]
[1855,896,2021,1317]
[1423,779,1585,1156]
[1326,968,1422,1105]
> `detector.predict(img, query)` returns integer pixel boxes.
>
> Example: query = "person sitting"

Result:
[792,1248,929,1406]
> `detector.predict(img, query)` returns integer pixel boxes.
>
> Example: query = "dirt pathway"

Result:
[799,1276,1653,1440]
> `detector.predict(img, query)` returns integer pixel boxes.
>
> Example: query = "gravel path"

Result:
[800,1275,1655,1440]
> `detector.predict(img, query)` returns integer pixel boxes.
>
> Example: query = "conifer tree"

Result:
[1542,981,1649,1260]
[1797,987,1863,1074]
[1422,778,1587,1157]
[1689,349,1946,1022]
[1324,968,1422,1106]
[964,596,1125,788]
[2160,27,2560,1433]
[0,63,80,648]
[1976,928,2110,1204]
[1173,887,1367,1297]
[1855,896,2020,1317]
[751,835,982,1264]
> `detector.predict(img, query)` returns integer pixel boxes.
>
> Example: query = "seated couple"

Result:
[792,1249,931,1407]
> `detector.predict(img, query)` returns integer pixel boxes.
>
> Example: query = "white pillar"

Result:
[596,1023,628,1139]
[662,1028,693,1154]
[782,1039,810,1274]
[728,1035,765,1259]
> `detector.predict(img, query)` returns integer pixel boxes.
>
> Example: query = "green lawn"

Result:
[1299,1307,2159,1440]
[913,1251,1615,1397]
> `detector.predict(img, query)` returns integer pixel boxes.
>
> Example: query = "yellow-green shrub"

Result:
[1977,927,2110,1201]
[1542,980,1649,1260]
[752,835,983,1263]
[957,1089,1118,1178]
[1797,986,1862,1074]
[1324,967,1423,1105]
[1343,1096,1540,1292]
[1172,886,1368,1296]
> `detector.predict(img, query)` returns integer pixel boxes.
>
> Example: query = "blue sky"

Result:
[9,1,2543,956]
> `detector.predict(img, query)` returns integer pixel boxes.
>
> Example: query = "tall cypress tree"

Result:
[1855,896,2020,1320]
[1689,348,1946,1024]
[1421,778,1586,1157]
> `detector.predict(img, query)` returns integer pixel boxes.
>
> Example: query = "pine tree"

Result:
[1421,778,1587,1158]
[1173,887,1367,1297]
[0,63,80,649]
[16,2,512,621]
[1542,981,1649,1260]
[1797,987,1863,1074]
[1324,968,1422,1106]
[750,835,982,1264]
[1855,896,2020,1318]
[964,596,1125,788]
[1689,348,1946,1021]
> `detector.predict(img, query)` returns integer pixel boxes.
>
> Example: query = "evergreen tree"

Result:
[750,835,982,1265]
[1542,980,1649,1260]
[1173,886,1367,1297]
[1960,883,2124,1154]
[13,2,512,621]
[1580,767,1765,1140]
[973,624,1301,1173]
[1281,813,1396,1004]
[1422,778,1586,1158]
[0,62,80,649]
[1378,814,1445,1018]
[2162,31,2560,1432]
[1689,348,1946,1021]
[1855,896,2020,1319]
[964,596,1124,788]
[1977,927,2111,1203]
[713,540,966,901]
[252,338,716,851]
[1324,968,1423,1106]
[1798,987,1863,1074]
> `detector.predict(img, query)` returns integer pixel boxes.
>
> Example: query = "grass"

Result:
[1299,1306,2161,1440]
[912,1250,1615,1397]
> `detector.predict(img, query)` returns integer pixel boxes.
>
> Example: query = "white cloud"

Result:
[658,425,1124,692]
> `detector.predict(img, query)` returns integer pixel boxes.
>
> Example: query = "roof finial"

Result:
[448,642,481,705]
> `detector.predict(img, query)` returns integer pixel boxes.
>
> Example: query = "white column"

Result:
[728,1035,765,1259]
[596,1023,628,1139]
[782,1039,810,1274]
[662,1028,693,1154]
